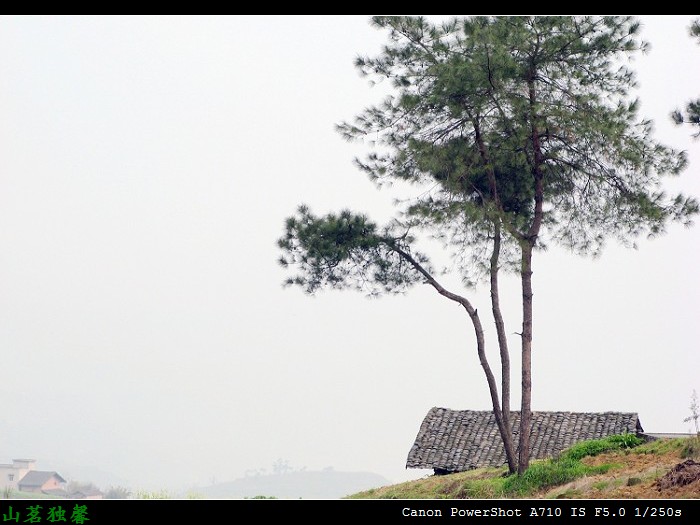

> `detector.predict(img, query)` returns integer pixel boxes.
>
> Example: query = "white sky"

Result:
[1,15,698,491]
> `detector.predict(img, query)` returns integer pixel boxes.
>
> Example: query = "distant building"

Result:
[18,471,67,494]
[0,458,69,497]
[407,408,643,474]
[0,459,37,492]
[68,486,104,500]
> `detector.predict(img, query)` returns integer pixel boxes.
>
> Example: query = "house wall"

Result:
[40,477,63,492]
[0,460,36,491]
[0,464,18,491]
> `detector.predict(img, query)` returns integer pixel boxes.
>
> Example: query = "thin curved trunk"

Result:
[474,118,517,474]
[390,243,515,470]
[472,119,518,474]
[490,220,516,473]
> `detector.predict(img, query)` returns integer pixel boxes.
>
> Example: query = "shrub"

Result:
[681,436,700,460]
[562,434,643,461]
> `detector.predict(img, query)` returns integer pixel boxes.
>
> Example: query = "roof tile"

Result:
[406,408,642,471]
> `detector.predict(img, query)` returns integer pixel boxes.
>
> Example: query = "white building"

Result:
[0,459,36,491]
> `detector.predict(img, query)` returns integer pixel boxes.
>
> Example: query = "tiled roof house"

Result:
[407,407,643,473]
[17,471,67,494]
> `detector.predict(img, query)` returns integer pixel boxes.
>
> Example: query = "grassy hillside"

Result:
[349,436,700,499]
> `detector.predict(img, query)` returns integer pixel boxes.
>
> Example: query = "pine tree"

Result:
[279,16,698,474]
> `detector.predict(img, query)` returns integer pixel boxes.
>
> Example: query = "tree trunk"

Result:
[518,242,534,475]
[474,121,517,473]
[517,73,545,475]
[490,221,517,473]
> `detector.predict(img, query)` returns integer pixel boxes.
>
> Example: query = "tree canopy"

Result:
[339,16,695,264]
[672,19,700,137]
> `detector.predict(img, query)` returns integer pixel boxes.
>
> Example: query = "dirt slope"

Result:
[539,448,700,499]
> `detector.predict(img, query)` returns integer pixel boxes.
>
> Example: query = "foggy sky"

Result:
[1,15,698,491]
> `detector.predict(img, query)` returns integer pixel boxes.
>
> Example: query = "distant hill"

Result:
[198,469,391,499]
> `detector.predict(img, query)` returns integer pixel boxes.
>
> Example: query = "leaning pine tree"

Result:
[278,16,698,474]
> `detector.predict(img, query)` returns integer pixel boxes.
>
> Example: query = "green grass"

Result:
[562,433,643,461]
[501,457,610,496]
[592,480,610,490]
[500,434,643,496]
[350,433,646,499]
[634,437,685,455]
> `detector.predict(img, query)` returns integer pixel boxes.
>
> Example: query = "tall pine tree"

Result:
[279,16,698,474]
